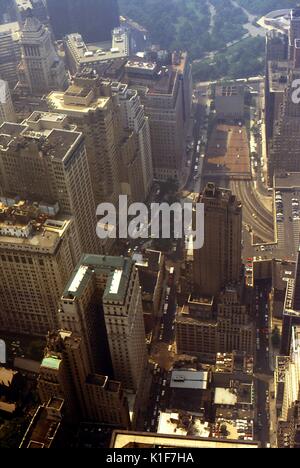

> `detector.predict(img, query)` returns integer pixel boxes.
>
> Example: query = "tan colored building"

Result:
[193,183,242,297]
[18,15,67,94]
[275,325,300,448]
[59,255,147,392]
[0,22,21,88]
[0,80,16,124]
[217,287,254,355]
[0,201,80,336]
[110,430,260,448]
[111,82,153,199]
[176,287,254,362]
[48,75,121,207]
[0,112,101,255]
[38,330,130,427]
[124,52,192,181]
[48,72,152,207]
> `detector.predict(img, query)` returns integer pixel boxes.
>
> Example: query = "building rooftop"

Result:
[0,198,73,252]
[0,117,83,163]
[63,255,134,303]
[157,412,210,438]
[41,355,62,371]
[214,387,238,406]
[20,400,63,448]
[110,430,260,448]
[48,89,110,114]
[65,27,130,66]
[216,85,244,97]
[170,369,208,390]
[214,382,253,406]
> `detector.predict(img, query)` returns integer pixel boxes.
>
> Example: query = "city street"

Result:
[254,280,273,448]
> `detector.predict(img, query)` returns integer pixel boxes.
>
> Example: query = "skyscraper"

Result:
[281,246,300,356]
[0,80,16,124]
[275,325,300,448]
[111,81,154,199]
[124,52,192,181]
[0,21,21,88]
[193,183,242,297]
[59,254,147,392]
[0,112,101,256]
[46,0,120,43]
[175,286,254,362]
[48,73,154,206]
[18,15,67,94]
[0,203,80,335]
[38,330,130,426]
[48,75,121,207]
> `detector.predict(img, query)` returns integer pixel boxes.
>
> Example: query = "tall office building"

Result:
[124,52,192,181]
[0,112,101,256]
[46,0,120,43]
[175,286,254,362]
[289,8,300,60]
[281,246,300,356]
[193,183,242,297]
[48,75,121,207]
[0,80,16,124]
[48,72,153,207]
[0,202,80,335]
[275,325,300,448]
[38,330,130,426]
[269,66,300,177]
[0,21,21,88]
[18,15,67,94]
[111,82,153,199]
[268,10,300,177]
[59,254,147,392]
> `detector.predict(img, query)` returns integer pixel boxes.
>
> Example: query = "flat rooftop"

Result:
[65,28,129,64]
[216,85,244,97]
[110,430,259,448]
[0,120,82,162]
[157,412,210,438]
[0,199,72,252]
[48,90,110,114]
[20,403,62,449]
[170,369,208,390]
[63,254,133,303]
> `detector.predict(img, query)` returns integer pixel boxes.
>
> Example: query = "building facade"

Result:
[0,112,101,255]
[0,80,16,124]
[193,183,242,297]
[59,255,147,392]
[18,15,67,94]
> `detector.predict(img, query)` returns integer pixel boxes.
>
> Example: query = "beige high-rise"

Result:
[175,287,254,362]
[38,330,130,427]
[193,183,242,297]
[124,52,192,181]
[18,15,67,94]
[0,203,80,335]
[0,112,101,255]
[59,254,147,392]
[48,75,121,206]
